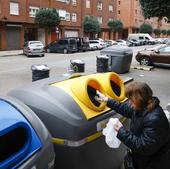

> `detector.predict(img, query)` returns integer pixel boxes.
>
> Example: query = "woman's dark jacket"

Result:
[107,97,170,169]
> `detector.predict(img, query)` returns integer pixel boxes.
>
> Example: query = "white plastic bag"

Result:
[102,118,121,148]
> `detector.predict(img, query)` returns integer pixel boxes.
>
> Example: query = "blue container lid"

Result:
[0,99,42,169]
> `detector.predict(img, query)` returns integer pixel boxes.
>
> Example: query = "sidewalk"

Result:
[0,50,23,57]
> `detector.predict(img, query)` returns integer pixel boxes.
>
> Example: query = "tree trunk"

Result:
[45,27,51,46]
[110,31,114,40]
[115,32,119,40]
[157,18,162,29]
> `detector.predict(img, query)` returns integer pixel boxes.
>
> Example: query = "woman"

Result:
[96,81,170,169]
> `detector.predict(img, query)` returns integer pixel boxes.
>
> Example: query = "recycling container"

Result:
[96,55,109,73]
[31,64,50,82]
[8,72,130,169]
[100,45,133,74]
[70,59,85,73]
[0,96,55,169]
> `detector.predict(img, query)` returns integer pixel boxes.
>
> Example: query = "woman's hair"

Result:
[125,81,154,112]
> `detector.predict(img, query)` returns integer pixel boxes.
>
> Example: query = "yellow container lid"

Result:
[51,72,125,119]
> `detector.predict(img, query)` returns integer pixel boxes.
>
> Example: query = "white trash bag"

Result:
[102,118,121,148]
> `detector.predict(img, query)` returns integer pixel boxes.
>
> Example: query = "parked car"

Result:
[46,38,77,54]
[89,42,98,51]
[23,41,45,57]
[136,44,170,66]
[116,39,127,46]
[66,37,90,52]
[154,38,164,44]
[93,38,105,41]
[161,38,170,44]
[144,44,166,51]
[92,38,107,48]
[127,39,140,46]
[165,38,170,45]
[128,33,156,45]
[89,40,105,50]
[104,40,117,47]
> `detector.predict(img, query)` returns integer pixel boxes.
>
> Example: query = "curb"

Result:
[0,53,23,57]
[131,65,154,71]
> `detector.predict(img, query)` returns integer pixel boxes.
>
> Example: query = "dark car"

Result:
[127,39,140,46]
[46,38,77,54]
[66,37,90,52]
[136,44,170,66]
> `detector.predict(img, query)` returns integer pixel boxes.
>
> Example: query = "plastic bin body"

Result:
[100,45,133,73]
[96,55,109,72]
[0,97,55,169]
[70,59,85,73]
[8,73,130,169]
[31,64,50,82]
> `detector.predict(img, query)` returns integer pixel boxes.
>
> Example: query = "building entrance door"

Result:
[6,28,20,50]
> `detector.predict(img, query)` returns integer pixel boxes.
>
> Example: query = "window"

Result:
[86,0,90,8]
[29,6,39,17]
[118,10,120,14]
[72,13,77,22]
[89,40,99,44]
[97,16,102,24]
[139,36,144,40]
[72,0,77,6]
[109,5,113,12]
[58,9,66,20]
[108,18,113,22]
[118,1,120,5]
[10,2,19,15]
[65,0,70,4]
[159,47,170,53]
[70,39,76,44]
[66,12,70,21]
[97,2,102,11]
[58,40,68,45]
[51,41,57,45]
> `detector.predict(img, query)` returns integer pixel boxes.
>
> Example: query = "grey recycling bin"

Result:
[100,45,133,74]
[0,96,55,169]
[8,73,130,169]
[31,64,50,82]
[96,55,109,73]
[70,59,85,73]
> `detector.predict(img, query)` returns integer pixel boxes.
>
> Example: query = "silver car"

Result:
[89,40,105,50]
[23,41,45,57]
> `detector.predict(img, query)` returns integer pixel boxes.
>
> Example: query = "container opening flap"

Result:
[0,126,29,163]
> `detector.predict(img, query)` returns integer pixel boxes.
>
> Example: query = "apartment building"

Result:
[0,0,48,50]
[0,0,117,50]
[116,0,170,39]
[0,0,169,50]
[82,0,117,39]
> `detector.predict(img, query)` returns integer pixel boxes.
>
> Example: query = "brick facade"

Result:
[0,0,169,50]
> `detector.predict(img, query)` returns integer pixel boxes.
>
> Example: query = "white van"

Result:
[128,33,156,45]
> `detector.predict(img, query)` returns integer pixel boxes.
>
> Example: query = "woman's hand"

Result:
[113,120,123,132]
[95,90,108,103]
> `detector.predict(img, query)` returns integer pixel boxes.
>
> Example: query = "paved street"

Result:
[0,46,170,109]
